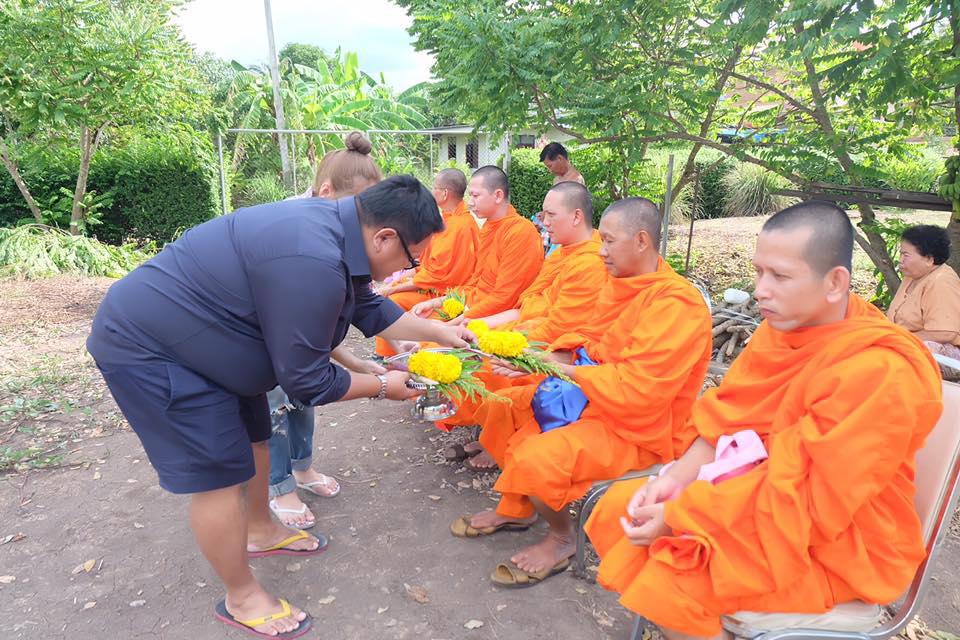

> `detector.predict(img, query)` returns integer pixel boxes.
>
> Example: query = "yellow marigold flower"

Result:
[466,319,490,335]
[441,298,465,318]
[408,351,462,384]
[478,330,529,358]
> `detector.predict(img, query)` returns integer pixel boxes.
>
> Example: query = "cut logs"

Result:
[711,297,761,367]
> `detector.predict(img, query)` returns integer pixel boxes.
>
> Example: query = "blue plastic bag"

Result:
[531,347,597,432]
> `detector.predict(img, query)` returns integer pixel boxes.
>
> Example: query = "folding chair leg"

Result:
[630,615,646,640]
[572,483,608,579]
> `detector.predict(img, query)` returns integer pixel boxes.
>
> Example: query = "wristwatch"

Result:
[373,373,388,400]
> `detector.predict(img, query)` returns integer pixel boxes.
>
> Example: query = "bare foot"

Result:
[247,522,320,553]
[464,450,498,471]
[270,493,315,528]
[468,509,537,530]
[510,531,575,573]
[463,441,483,454]
[293,468,340,497]
[226,586,308,636]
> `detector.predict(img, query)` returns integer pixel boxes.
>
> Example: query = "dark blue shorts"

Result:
[96,360,271,494]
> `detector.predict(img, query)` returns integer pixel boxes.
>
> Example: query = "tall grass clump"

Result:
[722,163,795,217]
[0,225,154,279]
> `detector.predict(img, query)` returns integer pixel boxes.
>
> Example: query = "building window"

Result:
[447,139,456,160]
[515,134,536,149]
[466,138,478,168]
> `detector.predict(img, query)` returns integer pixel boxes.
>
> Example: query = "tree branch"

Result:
[0,137,42,222]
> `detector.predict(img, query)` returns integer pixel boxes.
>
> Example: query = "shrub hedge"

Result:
[0,126,223,244]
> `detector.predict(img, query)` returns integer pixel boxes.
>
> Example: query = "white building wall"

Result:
[477,133,509,168]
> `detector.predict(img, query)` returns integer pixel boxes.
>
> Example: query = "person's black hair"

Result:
[601,197,661,246]
[356,175,445,243]
[472,165,510,199]
[435,168,467,199]
[762,200,854,273]
[901,224,951,265]
[548,181,594,229]
[539,142,569,162]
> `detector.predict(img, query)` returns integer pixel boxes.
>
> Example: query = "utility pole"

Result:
[264,0,292,189]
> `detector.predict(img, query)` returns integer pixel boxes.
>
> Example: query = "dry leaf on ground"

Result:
[404,583,430,604]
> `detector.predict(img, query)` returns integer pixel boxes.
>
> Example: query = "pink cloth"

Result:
[658,429,768,489]
[696,430,768,484]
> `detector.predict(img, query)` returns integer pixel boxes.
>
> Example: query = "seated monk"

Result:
[887,224,960,369]
[448,197,713,588]
[443,181,607,469]
[585,201,944,640]
[412,165,543,322]
[375,168,479,356]
[465,181,605,343]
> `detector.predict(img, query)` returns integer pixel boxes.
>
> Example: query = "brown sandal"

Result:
[450,514,535,538]
[490,557,571,588]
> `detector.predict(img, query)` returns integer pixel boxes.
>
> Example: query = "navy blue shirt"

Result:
[87,196,403,406]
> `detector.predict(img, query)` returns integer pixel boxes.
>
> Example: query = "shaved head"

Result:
[762,201,853,274]
[547,181,593,229]
[472,165,510,199]
[435,168,466,199]
[601,197,661,246]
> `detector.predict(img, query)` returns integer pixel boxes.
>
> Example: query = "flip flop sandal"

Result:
[490,557,571,588]
[441,443,484,462]
[296,474,341,498]
[247,529,328,558]
[450,515,535,538]
[269,498,316,529]
[215,598,313,639]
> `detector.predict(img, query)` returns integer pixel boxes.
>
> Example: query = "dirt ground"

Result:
[0,246,958,639]
[668,208,952,295]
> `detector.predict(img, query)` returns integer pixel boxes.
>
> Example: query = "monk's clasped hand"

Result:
[619,503,670,546]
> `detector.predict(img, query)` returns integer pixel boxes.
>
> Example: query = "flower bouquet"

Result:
[468,321,575,383]
[407,349,489,402]
[436,289,466,321]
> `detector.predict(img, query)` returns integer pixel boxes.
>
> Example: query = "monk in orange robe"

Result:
[375,168,479,356]
[448,198,713,588]
[468,181,606,343]
[442,181,607,468]
[412,165,543,321]
[585,201,944,640]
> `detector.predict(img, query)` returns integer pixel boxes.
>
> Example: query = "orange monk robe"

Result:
[511,231,606,344]
[389,200,479,311]
[585,294,944,637]
[455,259,712,518]
[375,202,479,357]
[433,233,606,429]
[459,206,543,318]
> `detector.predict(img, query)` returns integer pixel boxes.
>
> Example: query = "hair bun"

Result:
[344,131,373,155]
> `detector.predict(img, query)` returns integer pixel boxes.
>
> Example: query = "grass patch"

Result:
[0,356,82,423]
[0,445,65,472]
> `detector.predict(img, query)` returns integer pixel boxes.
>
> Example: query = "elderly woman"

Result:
[887,224,960,362]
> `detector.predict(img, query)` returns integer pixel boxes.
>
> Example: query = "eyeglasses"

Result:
[396,231,420,270]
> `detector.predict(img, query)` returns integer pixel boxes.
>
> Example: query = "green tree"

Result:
[279,43,332,70]
[397,0,953,291]
[0,0,204,234]
[226,48,430,175]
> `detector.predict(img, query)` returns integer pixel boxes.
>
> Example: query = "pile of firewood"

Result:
[711,297,761,366]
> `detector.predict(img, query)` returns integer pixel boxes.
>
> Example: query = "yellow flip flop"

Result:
[215,598,313,639]
[247,529,328,558]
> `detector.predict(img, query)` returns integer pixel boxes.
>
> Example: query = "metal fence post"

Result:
[216,132,228,216]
